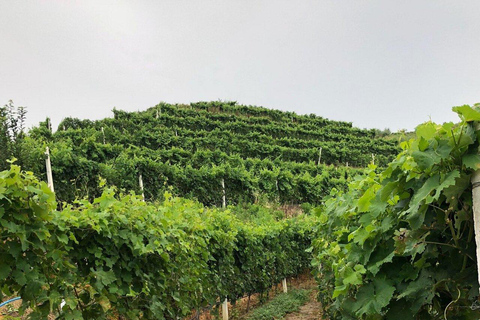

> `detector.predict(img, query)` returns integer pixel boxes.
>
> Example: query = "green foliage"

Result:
[247,289,311,320]
[0,164,74,319]
[0,164,315,319]
[18,101,398,205]
[313,105,480,319]
[229,203,284,222]
[0,100,28,170]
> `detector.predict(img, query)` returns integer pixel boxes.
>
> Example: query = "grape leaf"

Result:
[452,105,480,122]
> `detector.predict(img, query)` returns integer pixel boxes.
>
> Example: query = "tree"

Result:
[0,100,27,170]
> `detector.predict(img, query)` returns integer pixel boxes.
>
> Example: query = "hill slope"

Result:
[17,101,400,205]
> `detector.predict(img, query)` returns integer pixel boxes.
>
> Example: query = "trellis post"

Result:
[282,278,288,293]
[139,174,145,201]
[221,178,226,209]
[101,127,106,145]
[317,147,322,166]
[46,146,62,310]
[45,147,54,192]
[222,298,228,320]
[471,119,480,293]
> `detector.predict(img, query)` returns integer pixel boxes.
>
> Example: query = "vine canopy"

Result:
[313,104,480,319]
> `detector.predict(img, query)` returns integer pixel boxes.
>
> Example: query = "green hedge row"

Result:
[0,164,314,319]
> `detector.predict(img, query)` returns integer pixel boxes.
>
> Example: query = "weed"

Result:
[247,289,310,320]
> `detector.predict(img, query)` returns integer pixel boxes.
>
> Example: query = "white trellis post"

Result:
[282,278,288,293]
[317,147,322,166]
[101,127,106,145]
[371,153,375,165]
[276,178,280,203]
[472,119,480,293]
[47,146,61,312]
[222,298,228,320]
[221,178,226,209]
[139,174,145,201]
[45,147,54,192]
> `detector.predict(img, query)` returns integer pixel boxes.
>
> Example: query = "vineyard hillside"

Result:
[6,101,399,205]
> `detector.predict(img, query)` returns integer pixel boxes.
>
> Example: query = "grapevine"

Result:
[312,104,480,319]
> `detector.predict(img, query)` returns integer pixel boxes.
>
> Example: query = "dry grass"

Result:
[0,297,56,320]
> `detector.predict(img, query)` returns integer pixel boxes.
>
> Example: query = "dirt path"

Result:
[236,274,324,320]
[284,291,323,320]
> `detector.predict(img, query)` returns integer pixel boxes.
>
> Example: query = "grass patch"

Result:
[247,289,310,320]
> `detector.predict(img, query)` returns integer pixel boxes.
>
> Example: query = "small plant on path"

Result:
[247,289,310,320]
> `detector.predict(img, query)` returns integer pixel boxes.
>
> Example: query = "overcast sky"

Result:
[1,1,479,132]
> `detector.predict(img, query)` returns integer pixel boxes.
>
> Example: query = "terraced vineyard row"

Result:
[10,101,399,205]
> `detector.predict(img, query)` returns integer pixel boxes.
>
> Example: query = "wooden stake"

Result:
[139,174,145,201]
[282,278,288,293]
[221,178,226,209]
[45,147,54,192]
[318,147,322,166]
[222,298,228,320]
[371,153,375,165]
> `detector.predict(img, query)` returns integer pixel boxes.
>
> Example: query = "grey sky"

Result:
[1,1,479,132]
